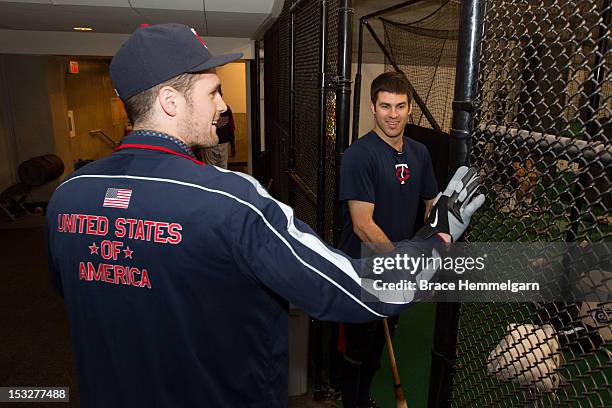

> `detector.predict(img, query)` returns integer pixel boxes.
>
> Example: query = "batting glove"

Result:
[416,166,485,242]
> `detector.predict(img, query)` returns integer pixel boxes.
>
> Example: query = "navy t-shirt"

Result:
[338,131,438,258]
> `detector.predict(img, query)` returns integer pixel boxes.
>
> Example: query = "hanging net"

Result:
[382,0,461,133]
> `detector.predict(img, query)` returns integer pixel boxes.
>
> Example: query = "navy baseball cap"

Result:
[110,23,243,100]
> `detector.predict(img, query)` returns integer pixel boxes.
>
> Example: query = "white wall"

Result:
[350,62,385,142]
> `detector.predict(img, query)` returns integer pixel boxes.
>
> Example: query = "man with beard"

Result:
[194,90,236,168]
[338,72,439,408]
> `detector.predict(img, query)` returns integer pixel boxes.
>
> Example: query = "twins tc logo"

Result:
[395,164,410,184]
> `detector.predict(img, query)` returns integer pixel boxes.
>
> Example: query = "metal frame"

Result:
[250,41,263,182]
[427,0,485,406]
[317,0,328,235]
[334,0,354,244]
[289,2,296,207]
[351,0,443,143]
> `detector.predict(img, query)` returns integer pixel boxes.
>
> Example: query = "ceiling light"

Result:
[73,27,93,31]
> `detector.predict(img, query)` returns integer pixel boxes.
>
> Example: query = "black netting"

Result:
[265,0,341,239]
[382,0,460,133]
[448,0,611,406]
[294,0,321,207]
[263,1,344,399]
[294,185,318,234]
[264,6,291,203]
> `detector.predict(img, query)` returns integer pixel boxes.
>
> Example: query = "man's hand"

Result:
[415,166,485,242]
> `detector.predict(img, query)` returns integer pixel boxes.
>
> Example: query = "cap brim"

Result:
[187,52,243,73]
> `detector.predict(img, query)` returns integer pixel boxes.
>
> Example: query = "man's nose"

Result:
[217,95,227,113]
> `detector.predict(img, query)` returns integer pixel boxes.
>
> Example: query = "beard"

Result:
[179,105,219,148]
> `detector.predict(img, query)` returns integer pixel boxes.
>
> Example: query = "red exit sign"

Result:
[69,60,79,74]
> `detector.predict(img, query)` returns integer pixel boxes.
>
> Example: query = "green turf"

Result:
[334,303,436,408]
[450,303,612,407]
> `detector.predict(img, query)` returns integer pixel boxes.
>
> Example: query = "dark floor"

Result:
[0,217,80,407]
[0,216,336,408]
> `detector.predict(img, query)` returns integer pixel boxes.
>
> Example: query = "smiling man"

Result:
[337,72,439,408]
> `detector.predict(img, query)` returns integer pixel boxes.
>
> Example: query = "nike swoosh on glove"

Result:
[416,166,485,242]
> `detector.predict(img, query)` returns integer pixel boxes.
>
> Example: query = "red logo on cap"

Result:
[190,28,207,48]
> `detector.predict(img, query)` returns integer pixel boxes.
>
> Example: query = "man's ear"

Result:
[158,86,180,117]
[407,101,413,116]
[370,101,376,115]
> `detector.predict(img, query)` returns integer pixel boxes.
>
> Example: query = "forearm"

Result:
[354,221,395,254]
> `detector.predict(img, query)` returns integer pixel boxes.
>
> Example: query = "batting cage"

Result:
[431,0,611,407]
[351,0,610,406]
[266,0,609,405]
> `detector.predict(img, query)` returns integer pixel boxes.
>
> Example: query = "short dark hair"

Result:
[370,71,413,104]
[123,73,200,125]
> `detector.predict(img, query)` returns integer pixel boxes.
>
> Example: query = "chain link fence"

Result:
[264,0,340,241]
[293,0,322,231]
[447,0,611,406]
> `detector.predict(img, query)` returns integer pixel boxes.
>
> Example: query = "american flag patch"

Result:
[103,188,132,209]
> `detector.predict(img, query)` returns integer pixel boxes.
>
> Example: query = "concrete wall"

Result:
[46,57,73,183]
[0,108,12,192]
[0,55,128,201]
[64,58,125,161]
[0,57,17,192]
[0,55,61,201]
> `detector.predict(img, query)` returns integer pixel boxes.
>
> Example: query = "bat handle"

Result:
[383,318,409,408]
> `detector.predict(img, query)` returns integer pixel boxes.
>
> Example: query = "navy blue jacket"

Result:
[46,132,438,408]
